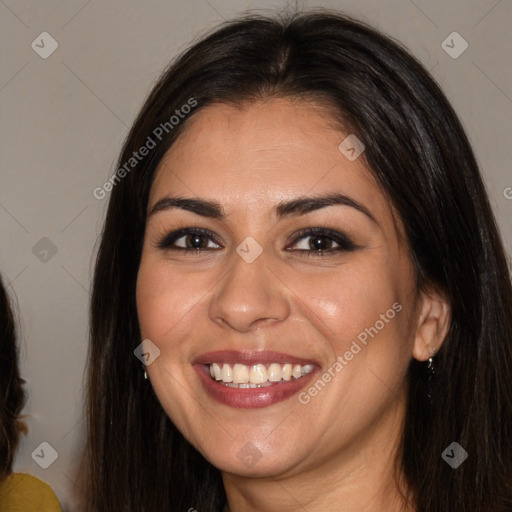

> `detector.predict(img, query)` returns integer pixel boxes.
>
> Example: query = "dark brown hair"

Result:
[0,275,26,481]
[86,10,512,511]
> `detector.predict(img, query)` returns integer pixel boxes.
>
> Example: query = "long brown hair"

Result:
[0,275,26,481]
[86,10,512,511]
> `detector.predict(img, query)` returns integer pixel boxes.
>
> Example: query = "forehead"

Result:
[150,98,389,225]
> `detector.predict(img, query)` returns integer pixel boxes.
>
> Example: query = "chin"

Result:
[203,438,305,478]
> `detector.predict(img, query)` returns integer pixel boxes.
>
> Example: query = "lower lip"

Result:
[193,364,318,408]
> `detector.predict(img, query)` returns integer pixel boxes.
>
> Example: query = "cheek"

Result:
[290,266,411,424]
[135,258,206,433]
[290,261,402,351]
[136,258,208,342]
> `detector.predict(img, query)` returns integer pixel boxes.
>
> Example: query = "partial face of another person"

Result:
[136,98,435,478]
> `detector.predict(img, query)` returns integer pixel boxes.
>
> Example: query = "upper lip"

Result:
[192,350,319,366]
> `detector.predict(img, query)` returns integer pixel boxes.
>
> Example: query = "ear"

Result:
[411,287,451,362]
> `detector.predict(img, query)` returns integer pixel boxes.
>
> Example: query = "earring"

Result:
[143,368,148,380]
[426,348,436,404]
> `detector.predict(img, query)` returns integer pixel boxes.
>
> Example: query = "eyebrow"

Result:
[148,192,378,225]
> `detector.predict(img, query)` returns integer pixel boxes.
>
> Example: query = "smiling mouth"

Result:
[193,350,319,408]
[208,362,315,388]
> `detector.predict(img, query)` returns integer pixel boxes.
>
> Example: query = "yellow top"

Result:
[0,473,62,511]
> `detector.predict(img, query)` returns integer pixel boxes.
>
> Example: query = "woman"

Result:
[0,275,62,510]
[86,11,512,511]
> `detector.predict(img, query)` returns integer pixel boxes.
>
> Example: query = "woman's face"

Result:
[136,98,422,478]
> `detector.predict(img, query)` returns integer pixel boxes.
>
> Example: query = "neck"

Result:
[222,389,414,512]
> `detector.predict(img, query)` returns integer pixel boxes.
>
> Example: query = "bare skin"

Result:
[136,98,450,511]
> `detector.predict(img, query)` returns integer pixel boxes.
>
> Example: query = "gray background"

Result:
[1,0,511,509]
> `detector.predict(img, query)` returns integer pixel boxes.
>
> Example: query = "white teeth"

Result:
[212,363,221,380]
[267,363,282,382]
[223,381,274,388]
[221,363,233,382]
[233,363,249,384]
[249,364,267,384]
[301,364,315,376]
[208,362,314,386]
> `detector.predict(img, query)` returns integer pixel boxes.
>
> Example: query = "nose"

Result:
[208,246,291,332]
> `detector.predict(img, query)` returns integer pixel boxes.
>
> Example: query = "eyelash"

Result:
[156,227,357,257]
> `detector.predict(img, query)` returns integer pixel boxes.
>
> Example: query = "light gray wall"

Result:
[1,0,510,509]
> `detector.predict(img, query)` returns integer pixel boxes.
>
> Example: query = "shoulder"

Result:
[0,473,62,511]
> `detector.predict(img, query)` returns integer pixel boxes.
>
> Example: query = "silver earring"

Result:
[143,368,148,380]
[426,348,436,404]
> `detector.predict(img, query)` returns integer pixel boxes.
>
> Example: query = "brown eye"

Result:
[180,233,211,249]
[157,228,221,251]
[287,228,357,256]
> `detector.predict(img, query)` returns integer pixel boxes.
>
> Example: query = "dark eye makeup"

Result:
[155,226,359,257]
